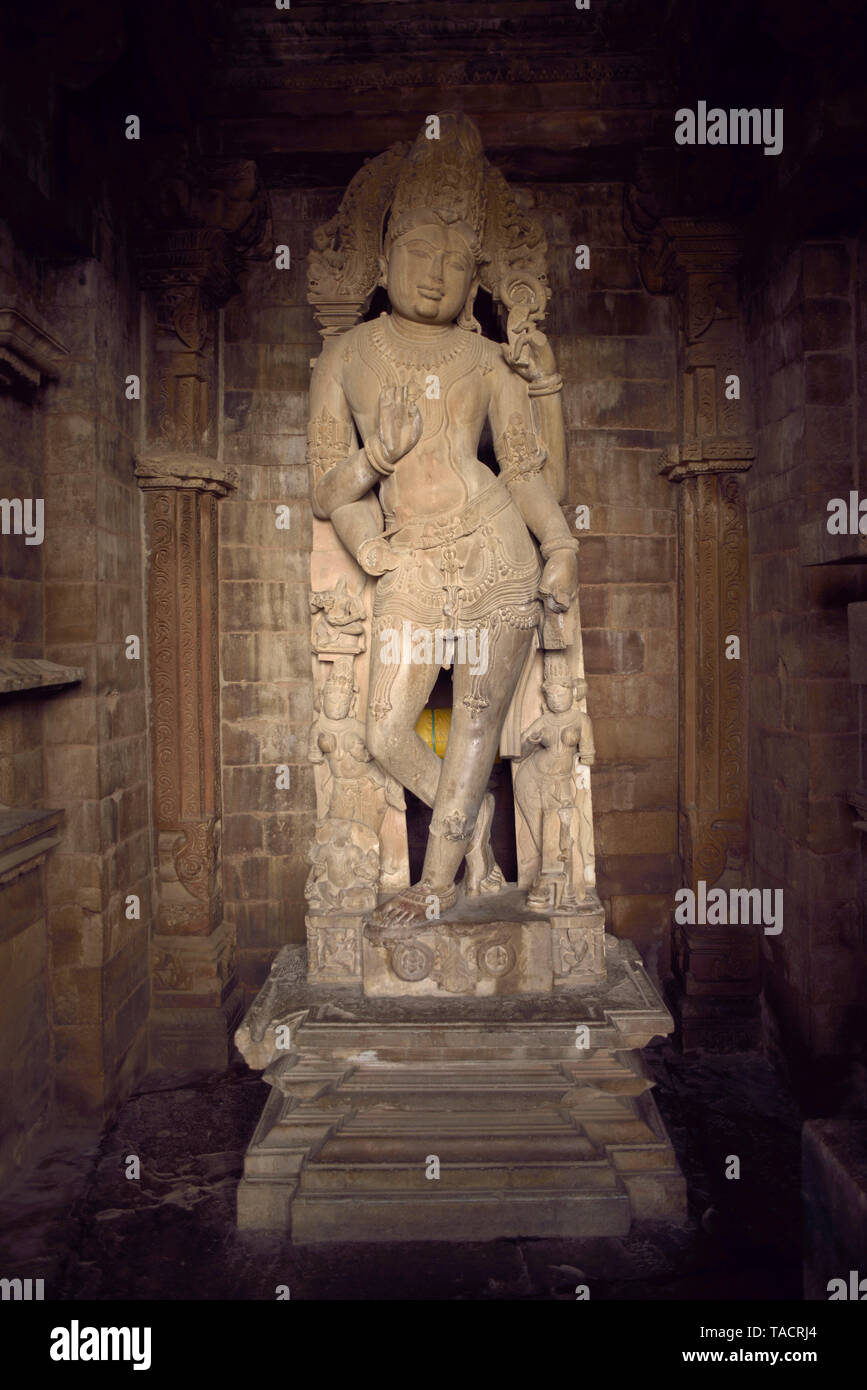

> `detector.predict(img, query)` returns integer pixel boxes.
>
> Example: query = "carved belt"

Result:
[384,480,512,552]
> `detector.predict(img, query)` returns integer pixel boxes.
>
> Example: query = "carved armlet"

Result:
[494,412,547,486]
[307,408,354,485]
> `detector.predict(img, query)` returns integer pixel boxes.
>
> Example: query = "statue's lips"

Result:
[416,287,443,300]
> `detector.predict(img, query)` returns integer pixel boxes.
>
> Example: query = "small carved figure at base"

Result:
[305,819,379,913]
[515,657,596,915]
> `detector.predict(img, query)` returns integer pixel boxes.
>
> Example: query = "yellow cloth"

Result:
[415,707,451,758]
[414,708,499,762]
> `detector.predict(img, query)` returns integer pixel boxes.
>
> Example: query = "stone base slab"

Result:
[236,937,686,1241]
[306,885,606,997]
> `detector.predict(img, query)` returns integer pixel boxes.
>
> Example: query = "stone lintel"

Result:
[0,307,69,388]
[655,218,743,277]
[0,657,85,696]
[659,439,755,482]
[0,807,64,890]
[135,452,239,495]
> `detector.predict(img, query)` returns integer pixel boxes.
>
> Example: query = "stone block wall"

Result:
[41,246,152,1121]
[0,216,153,1181]
[542,184,679,976]
[220,191,325,1000]
[746,239,866,1095]
[221,182,680,1000]
[0,219,53,1184]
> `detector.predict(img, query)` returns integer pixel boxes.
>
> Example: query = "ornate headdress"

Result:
[542,653,572,689]
[383,113,486,264]
[323,656,356,691]
[307,111,550,340]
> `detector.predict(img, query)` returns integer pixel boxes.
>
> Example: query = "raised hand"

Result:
[503,323,557,384]
[377,385,422,465]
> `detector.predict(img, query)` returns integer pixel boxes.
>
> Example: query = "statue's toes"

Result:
[481,867,506,893]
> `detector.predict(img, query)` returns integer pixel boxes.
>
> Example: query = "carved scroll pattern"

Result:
[719,475,747,820]
[149,493,180,829]
[696,475,719,811]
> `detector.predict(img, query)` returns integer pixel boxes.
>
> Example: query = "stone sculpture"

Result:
[514,655,596,912]
[234,111,686,1240]
[305,657,405,912]
[307,111,584,939]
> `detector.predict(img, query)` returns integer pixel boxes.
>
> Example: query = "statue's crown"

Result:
[324,656,356,691]
[542,653,572,687]
[385,112,486,256]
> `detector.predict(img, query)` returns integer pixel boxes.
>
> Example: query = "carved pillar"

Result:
[635,216,761,1049]
[135,159,270,1067]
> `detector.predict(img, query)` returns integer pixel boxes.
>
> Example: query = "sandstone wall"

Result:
[746,238,866,1091]
[0,219,53,1183]
[0,216,152,1181]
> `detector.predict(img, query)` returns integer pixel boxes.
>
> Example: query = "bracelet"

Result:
[540,535,580,561]
[364,434,394,476]
[528,373,563,398]
[356,537,389,575]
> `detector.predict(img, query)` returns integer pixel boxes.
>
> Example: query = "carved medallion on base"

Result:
[360,884,606,997]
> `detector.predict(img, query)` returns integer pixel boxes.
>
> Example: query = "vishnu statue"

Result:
[307,112,580,929]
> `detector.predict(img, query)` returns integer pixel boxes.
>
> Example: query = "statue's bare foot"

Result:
[464,792,506,896]
[526,874,560,913]
[366,881,458,932]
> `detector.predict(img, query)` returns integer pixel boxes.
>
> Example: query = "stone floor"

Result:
[0,1042,803,1301]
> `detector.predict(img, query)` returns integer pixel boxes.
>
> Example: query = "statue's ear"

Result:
[377,254,388,289]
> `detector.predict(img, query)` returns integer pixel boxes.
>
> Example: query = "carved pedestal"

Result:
[235,938,686,1240]
[361,885,605,996]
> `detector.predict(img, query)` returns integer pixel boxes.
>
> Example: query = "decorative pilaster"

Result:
[135,157,270,1067]
[632,212,761,1048]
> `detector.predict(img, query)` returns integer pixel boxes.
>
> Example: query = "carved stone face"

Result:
[384,221,475,325]
[542,683,573,714]
[322,682,353,721]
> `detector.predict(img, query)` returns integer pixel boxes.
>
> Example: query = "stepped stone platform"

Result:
[235,937,687,1242]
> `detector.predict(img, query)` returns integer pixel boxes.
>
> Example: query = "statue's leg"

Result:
[365,624,442,809]
[420,620,535,898]
[463,787,506,895]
